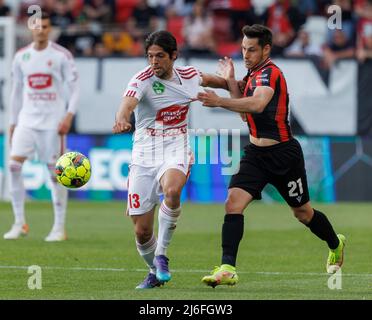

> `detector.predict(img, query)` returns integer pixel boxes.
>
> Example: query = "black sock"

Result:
[221,214,244,266]
[306,209,339,249]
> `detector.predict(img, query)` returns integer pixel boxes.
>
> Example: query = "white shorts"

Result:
[127,157,193,216]
[10,126,65,164]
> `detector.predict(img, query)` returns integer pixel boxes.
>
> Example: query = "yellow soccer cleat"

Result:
[202,264,238,288]
[327,234,346,274]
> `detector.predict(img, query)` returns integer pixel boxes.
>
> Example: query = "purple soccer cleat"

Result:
[154,255,171,282]
[136,272,164,289]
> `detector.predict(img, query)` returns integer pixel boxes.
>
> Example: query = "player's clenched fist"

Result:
[113,119,132,133]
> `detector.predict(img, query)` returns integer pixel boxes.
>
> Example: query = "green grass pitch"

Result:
[0,201,371,300]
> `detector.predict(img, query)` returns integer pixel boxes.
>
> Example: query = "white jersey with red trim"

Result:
[123,65,201,166]
[10,41,78,130]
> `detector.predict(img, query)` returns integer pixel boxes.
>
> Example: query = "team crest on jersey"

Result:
[152,81,165,94]
[22,53,30,61]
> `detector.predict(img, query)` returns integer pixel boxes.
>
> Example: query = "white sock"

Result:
[155,201,181,257]
[136,233,157,273]
[48,164,68,231]
[9,159,26,225]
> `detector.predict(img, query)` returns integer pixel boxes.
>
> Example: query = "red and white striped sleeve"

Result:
[123,67,152,100]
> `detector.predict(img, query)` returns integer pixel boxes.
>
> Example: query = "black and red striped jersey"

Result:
[243,58,292,142]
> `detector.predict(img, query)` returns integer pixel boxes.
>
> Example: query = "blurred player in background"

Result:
[4,12,79,241]
[198,24,345,287]
[113,30,227,289]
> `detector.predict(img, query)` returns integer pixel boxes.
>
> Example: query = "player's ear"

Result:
[263,44,271,56]
[172,51,178,61]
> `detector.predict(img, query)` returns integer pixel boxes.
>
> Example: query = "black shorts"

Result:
[229,138,310,207]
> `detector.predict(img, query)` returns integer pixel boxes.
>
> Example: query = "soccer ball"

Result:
[55,152,91,188]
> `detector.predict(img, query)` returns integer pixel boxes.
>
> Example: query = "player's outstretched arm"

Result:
[200,72,228,90]
[112,96,138,134]
[201,57,243,99]
[200,57,235,89]
[197,86,274,114]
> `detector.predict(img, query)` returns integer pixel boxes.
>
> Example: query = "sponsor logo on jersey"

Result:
[256,74,268,79]
[152,81,165,94]
[156,105,188,126]
[28,92,57,101]
[28,74,52,89]
[146,124,187,136]
[47,60,53,67]
[22,53,30,61]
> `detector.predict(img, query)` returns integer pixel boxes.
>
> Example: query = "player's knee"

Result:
[48,173,58,183]
[225,195,244,213]
[9,159,23,173]
[47,164,58,183]
[163,186,182,203]
[135,225,153,243]
[292,206,313,224]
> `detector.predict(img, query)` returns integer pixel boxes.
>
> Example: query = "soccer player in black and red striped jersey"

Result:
[198,24,346,287]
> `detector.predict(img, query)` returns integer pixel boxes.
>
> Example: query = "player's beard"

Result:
[246,52,264,70]
[154,67,172,80]
[251,52,264,69]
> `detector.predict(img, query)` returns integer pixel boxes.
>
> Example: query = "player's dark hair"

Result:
[242,24,272,48]
[144,31,178,59]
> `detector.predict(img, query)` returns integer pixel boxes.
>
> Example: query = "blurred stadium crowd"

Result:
[1,0,372,68]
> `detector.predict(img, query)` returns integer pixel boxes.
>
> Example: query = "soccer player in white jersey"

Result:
[113,30,227,289]
[3,12,79,241]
